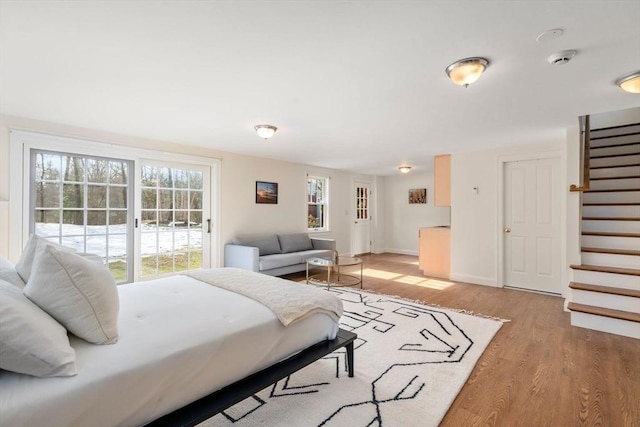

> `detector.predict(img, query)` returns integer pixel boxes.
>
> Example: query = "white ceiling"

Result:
[1,1,639,175]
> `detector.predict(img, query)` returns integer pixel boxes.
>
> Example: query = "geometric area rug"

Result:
[200,288,504,427]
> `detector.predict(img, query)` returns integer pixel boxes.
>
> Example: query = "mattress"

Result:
[0,275,339,427]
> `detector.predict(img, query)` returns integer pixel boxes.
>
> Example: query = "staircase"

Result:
[569,122,640,339]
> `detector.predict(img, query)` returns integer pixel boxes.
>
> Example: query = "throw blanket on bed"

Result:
[184,268,343,326]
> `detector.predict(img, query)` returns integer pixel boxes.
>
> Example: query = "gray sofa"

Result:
[224,233,335,276]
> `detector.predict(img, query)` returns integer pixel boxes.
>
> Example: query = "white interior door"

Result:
[504,157,561,294]
[353,182,371,255]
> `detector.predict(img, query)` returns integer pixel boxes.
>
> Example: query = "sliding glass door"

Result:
[28,147,213,283]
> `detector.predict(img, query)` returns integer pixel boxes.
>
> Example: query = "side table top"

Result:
[307,256,362,267]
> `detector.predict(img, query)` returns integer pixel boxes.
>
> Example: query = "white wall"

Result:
[0,115,372,263]
[450,140,567,288]
[383,172,450,255]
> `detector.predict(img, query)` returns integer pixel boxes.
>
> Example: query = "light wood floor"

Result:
[285,253,640,427]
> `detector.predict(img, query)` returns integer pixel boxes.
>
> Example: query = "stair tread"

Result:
[583,202,640,206]
[581,247,640,256]
[570,264,640,276]
[582,216,639,221]
[590,175,640,180]
[567,302,640,323]
[584,188,640,192]
[590,152,640,159]
[581,231,640,237]
[591,163,640,169]
[591,141,640,149]
[570,282,640,298]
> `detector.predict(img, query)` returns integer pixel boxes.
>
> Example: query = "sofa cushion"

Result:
[278,233,313,253]
[297,249,335,262]
[259,253,303,271]
[233,234,281,256]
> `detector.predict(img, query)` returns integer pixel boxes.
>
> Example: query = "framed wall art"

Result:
[256,181,278,204]
[408,188,427,204]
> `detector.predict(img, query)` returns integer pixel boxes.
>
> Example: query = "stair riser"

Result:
[571,289,640,313]
[590,144,640,157]
[581,252,640,269]
[590,165,640,179]
[590,154,640,168]
[591,123,640,141]
[582,220,640,234]
[582,235,640,251]
[570,312,640,339]
[589,177,640,190]
[582,205,640,217]
[583,191,640,204]
[572,269,640,289]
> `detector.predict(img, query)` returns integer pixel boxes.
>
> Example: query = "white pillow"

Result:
[24,242,120,345]
[0,280,76,377]
[0,256,25,288]
[15,234,74,283]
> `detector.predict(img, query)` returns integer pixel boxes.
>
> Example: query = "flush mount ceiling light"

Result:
[445,57,489,87]
[398,166,412,174]
[616,71,640,94]
[254,124,277,140]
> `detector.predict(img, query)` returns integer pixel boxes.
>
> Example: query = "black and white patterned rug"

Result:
[202,288,504,427]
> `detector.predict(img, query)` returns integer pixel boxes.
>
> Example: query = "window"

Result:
[307,175,329,231]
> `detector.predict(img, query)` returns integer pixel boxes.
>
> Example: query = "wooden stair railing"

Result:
[570,114,591,192]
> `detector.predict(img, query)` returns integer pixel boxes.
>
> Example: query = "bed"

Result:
[0,239,354,427]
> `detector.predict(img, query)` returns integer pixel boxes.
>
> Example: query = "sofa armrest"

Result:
[224,244,260,272]
[311,238,336,251]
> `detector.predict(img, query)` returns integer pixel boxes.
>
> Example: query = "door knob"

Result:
[504,227,511,233]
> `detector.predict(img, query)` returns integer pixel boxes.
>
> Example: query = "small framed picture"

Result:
[256,181,278,204]
[408,188,427,204]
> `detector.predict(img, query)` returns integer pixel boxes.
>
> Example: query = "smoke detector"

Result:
[547,50,577,65]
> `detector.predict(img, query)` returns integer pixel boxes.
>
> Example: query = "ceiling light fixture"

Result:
[398,166,412,174]
[254,124,277,140]
[445,57,489,88]
[616,71,640,94]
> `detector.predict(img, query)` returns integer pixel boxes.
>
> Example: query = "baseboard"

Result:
[449,273,497,287]
[382,248,418,256]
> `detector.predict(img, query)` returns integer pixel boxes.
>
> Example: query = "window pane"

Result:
[62,156,85,182]
[86,159,108,183]
[109,187,127,208]
[190,190,202,210]
[141,188,156,209]
[175,190,189,209]
[189,171,203,190]
[109,210,127,227]
[109,161,128,184]
[35,153,61,181]
[35,182,60,208]
[141,165,158,187]
[159,167,173,188]
[34,210,60,235]
[189,211,202,226]
[63,209,84,227]
[63,183,84,208]
[158,189,173,209]
[141,210,157,227]
[189,250,202,269]
[87,210,107,229]
[174,169,189,188]
[159,210,173,225]
[86,235,107,257]
[87,185,107,208]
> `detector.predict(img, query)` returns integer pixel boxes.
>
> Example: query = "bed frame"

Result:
[147,328,356,426]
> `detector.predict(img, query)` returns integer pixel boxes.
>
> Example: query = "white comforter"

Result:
[0,274,339,427]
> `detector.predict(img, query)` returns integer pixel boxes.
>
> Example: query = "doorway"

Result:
[502,157,561,294]
[352,181,372,255]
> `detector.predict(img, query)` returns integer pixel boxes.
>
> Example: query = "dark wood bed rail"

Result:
[145,328,356,427]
